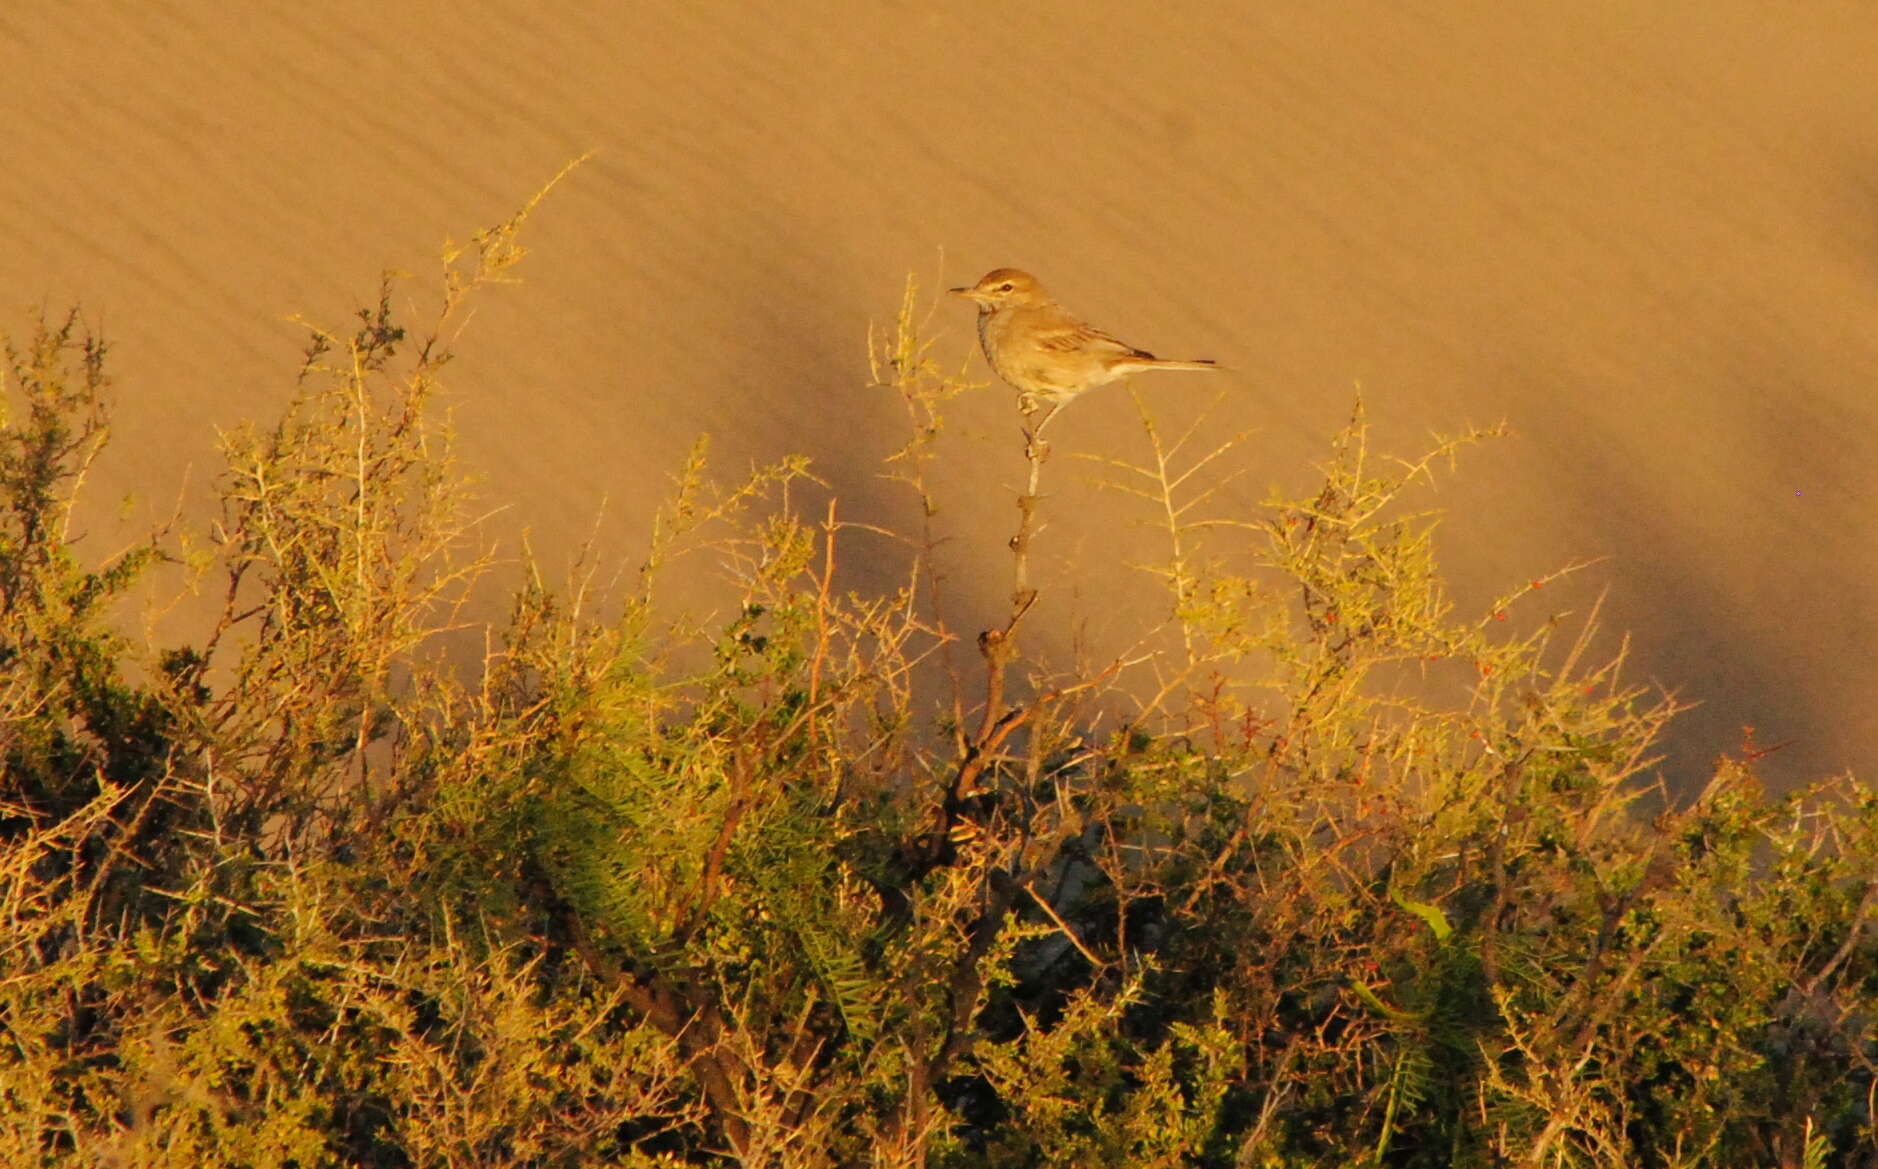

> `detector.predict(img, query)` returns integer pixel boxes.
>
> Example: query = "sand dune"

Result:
[6,1,1877,783]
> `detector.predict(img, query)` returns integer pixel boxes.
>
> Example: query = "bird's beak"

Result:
[949,286,983,301]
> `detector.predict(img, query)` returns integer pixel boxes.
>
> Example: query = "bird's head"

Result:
[949,268,1048,308]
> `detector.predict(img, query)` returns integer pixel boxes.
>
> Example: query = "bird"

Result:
[950,268,1218,427]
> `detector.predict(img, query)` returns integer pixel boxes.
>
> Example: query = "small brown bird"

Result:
[950,268,1218,424]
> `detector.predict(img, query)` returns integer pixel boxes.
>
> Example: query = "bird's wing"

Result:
[1030,318,1152,360]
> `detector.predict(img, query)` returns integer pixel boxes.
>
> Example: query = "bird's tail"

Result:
[1146,357,1220,372]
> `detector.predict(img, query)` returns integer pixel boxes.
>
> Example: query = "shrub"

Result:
[1,187,1872,1168]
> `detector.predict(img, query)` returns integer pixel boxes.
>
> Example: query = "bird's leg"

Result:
[1018,395,1058,462]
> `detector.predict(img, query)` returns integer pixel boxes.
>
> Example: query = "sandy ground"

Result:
[6,1,1876,786]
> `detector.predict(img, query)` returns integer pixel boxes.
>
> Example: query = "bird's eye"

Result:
[998,282,1013,292]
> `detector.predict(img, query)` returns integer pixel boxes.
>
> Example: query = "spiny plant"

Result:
[2,191,1875,1169]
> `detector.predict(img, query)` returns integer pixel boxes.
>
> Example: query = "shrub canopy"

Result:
[2,199,1873,1169]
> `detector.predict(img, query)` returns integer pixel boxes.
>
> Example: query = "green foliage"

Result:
[2,204,1875,1169]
